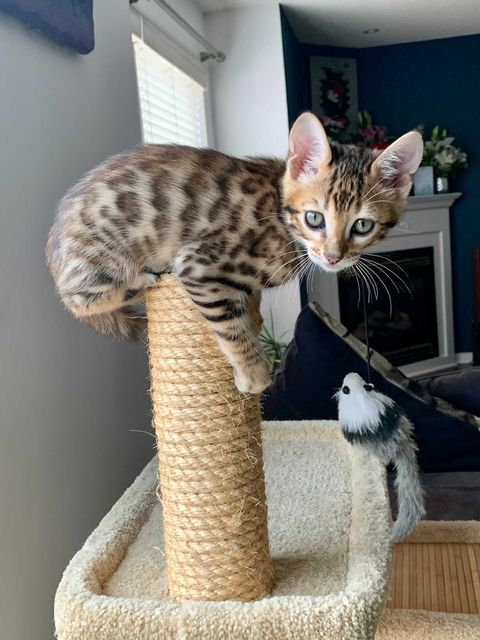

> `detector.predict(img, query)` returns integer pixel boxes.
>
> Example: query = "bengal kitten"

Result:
[46,113,423,393]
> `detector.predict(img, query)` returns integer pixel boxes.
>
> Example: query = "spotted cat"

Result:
[46,113,423,393]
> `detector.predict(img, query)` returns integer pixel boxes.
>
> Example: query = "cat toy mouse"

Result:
[336,372,425,542]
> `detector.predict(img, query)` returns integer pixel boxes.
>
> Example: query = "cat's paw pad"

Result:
[234,362,271,395]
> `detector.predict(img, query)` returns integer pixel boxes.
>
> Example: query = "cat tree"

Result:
[145,276,272,601]
[54,277,392,640]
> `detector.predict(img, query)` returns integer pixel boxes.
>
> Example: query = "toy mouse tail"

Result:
[391,434,426,542]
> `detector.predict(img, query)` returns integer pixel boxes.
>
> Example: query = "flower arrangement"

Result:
[318,112,468,184]
[320,110,393,147]
[354,110,393,149]
[417,124,468,178]
[319,115,351,144]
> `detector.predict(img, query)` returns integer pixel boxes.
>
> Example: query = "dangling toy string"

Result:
[360,279,372,384]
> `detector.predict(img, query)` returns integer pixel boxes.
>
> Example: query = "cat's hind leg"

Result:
[65,270,157,317]
[60,269,159,341]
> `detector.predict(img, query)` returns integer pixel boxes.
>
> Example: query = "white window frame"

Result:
[130,8,213,147]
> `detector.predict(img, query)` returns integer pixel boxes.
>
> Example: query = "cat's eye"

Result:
[305,210,326,229]
[364,383,374,392]
[352,218,375,236]
[342,385,350,395]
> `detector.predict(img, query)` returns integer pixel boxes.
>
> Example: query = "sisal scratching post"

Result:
[145,276,273,601]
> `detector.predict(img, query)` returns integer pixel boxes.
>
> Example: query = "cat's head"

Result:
[282,112,423,272]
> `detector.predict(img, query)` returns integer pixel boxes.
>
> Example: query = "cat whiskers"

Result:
[255,238,299,275]
[287,256,312,305]
[362,199,397,207]
[361,256,402,294]
[367,252,411,282]
[355,260,379,302]
[362,187,394,204]
[363,176,386,199]
[255,246,299,278]
[275,254,310,305]
[362,254,413,297]
[305,262,317,296]
[357,259,393,315]
[352,254,413,317]
[276,254,309,291]
[254,213,285,223]
[350,263,371,303]
[361,257,401,300]
[264,251,307,288]
[287,254,311,285]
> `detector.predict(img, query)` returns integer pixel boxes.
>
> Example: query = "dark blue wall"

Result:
[359,37,480,354]
[280,9,307,126]
[281,10,480,352]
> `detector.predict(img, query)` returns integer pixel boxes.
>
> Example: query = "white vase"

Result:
[413,166,434,196]
[436,176,449,193]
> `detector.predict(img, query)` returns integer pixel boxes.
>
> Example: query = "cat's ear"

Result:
[372,131,424,197]
[287,112,331,181]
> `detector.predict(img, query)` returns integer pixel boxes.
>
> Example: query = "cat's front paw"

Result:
[234,361,271,395]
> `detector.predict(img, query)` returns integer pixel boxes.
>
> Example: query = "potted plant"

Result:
[417,125,468,194]
[259,324,288,374]
[354,110,393,149]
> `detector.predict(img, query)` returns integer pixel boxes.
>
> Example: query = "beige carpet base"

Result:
[55,421,392,640]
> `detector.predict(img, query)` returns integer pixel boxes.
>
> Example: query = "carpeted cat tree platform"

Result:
[54,278,392,640]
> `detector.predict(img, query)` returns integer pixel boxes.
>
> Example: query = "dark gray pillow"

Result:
[262,303,480,473]
[419,368,480,417]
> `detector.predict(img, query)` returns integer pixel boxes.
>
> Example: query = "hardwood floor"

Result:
[387,543,480,613]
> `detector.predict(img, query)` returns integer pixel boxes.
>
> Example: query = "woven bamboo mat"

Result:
[387,541,480,613]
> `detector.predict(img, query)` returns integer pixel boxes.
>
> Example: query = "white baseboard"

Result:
[456,352,473,365]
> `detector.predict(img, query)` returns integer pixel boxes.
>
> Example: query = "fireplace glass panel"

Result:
[338,247,439,367]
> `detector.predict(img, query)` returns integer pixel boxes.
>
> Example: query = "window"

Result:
[132,35,207,147]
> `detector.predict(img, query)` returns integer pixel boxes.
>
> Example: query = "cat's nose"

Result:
[324,252,341,265]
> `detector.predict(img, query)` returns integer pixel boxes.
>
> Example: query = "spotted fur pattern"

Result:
[46,114,421,393]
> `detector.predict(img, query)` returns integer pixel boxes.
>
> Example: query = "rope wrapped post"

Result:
[145,276,273,601]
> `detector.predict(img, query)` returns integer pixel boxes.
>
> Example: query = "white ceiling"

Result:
[194,0,480,47]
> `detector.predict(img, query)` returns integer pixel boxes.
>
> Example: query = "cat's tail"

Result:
[80,306,147,342]
[54,277,149,342]
[46,226,150,342]
[391,424,426,542]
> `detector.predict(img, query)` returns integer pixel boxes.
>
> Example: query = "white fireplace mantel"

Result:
[404,192,461,211]
[309,193,462,378]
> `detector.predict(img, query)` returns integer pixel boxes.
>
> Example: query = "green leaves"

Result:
[417,124,468,178]
[259,324,288,373]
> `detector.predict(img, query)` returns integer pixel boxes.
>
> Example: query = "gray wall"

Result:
[0,3,153,639]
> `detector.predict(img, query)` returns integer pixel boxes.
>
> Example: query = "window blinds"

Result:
[132,35,207,147]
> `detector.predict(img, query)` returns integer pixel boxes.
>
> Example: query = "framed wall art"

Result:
[310,56,358,139]
[0,0,94,54]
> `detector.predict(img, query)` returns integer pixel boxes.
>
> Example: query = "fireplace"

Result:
[308,193,461,377]
[338,247,439,367]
